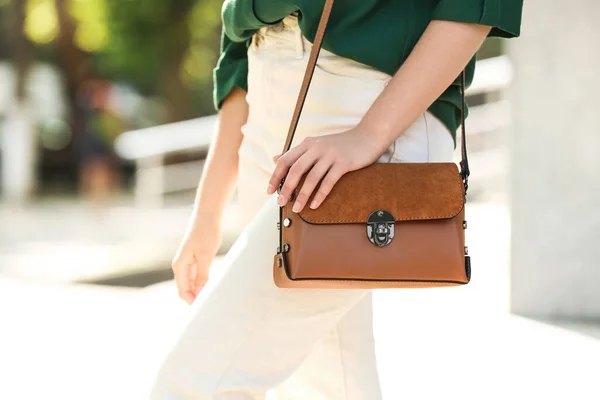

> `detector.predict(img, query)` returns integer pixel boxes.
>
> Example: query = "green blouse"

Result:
[214,0,523,141]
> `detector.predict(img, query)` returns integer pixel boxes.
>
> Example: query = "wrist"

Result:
[355,119,395,157]
[190,208,221,230]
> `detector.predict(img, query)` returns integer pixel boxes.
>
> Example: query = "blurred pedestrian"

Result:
[77,79,122,204]
[152,1,523,398]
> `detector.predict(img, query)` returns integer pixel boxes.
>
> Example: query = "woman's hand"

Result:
[267,128,386,213]
[267,20,492,215]
[171,217,221,305]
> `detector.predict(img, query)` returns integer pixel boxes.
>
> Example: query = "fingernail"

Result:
[278,195,285,206]
[310,200,319,209]
[292,201,301,213]
[267,184,274,194]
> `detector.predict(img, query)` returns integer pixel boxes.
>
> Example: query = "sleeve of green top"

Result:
[222,0,275,42]
[253,1,298,24]
[212,30,250,110]
[215,0,289,110]
[432,0,523,38]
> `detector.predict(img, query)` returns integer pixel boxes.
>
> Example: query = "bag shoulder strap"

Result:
[281,0,470,191]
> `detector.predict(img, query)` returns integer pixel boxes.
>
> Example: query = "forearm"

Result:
[192,87,248,224]
[358,20,491,152]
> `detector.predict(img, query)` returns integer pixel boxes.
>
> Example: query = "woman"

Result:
[152,1,522,398]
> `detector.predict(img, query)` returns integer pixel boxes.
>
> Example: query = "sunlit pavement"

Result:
[0,199,242,284]
[1,202,599,400]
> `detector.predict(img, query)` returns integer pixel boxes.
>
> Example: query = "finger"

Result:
[277,151,319,207]
[309,165,346,209]
[172,258,195,304]
[267,147,305,195]
[193,253,212,294]
[188,262,197,295]
[267,138,312,195]
[195,275,209,295]
[272,154,281,163]
[292,159,333,213]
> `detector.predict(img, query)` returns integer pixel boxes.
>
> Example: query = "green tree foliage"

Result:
[21,0,223,117]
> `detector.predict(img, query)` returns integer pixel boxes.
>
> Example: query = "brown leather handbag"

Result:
[273,0,471,289]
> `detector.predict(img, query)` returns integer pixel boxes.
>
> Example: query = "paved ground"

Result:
[1,202,600,399]
[0,196,242,284]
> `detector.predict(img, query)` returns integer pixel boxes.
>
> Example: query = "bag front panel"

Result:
[279,207,467,285]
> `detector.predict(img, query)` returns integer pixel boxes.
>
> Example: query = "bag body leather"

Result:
[273,163,470,288]
[272,0,471,289]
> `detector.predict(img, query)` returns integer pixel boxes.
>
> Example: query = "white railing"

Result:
[115,115,217,206]
[115,56,513,206]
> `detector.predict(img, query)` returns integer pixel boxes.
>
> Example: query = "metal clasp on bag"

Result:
[366,210,395,247]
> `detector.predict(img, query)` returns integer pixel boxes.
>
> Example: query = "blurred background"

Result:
[0,1,599,399]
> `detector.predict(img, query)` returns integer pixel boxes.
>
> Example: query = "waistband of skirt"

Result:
[255,13,311,58]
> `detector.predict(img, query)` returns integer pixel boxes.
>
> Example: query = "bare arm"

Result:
[269,20,492,212]
[172,87,248,304]
[192,87,248,223]
[357,20,491,153]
